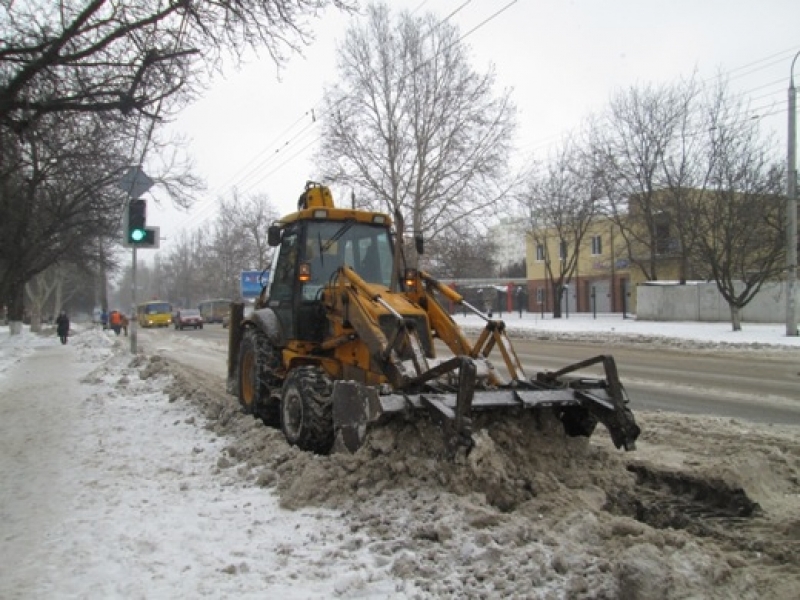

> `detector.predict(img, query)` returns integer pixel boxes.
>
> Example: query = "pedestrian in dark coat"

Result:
[56,311,70,344]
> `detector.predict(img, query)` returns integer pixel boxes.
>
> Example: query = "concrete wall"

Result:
[636,282,800,323]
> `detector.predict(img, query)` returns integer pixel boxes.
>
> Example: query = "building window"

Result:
[655,215,672,254]
[536,243,545,261]
[591,235,602,256]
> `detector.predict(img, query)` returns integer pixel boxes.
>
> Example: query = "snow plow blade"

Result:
[332,354,641,455]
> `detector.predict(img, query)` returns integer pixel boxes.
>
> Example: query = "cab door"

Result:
[267,226,299,340]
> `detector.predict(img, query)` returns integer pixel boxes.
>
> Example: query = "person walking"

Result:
[109,310,122,335]
[56,311,70,345]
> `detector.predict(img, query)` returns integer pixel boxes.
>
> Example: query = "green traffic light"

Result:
[131,229,146,242]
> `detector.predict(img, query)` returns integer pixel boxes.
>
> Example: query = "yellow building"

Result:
[524,185,786,315]
[525,215,684,314]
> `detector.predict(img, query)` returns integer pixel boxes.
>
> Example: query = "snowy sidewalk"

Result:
[0,336,96,597]
[0,330,409,599]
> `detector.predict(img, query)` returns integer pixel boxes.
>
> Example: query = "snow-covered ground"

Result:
[1,316,799,599]
[450,311,800,349]
[0,325,415,599]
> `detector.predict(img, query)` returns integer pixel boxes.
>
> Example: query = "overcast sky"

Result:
[146,0,800,256]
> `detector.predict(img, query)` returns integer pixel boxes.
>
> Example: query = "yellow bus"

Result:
[197,298,230,324]
[137,300,172,328]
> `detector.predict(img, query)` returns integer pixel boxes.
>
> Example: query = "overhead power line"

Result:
[172,0,518,235]
[170,9,797,239]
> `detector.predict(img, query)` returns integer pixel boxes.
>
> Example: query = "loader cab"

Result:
[266,218,394,342]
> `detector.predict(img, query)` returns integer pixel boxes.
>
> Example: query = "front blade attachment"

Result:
[537,354,640,451]
[331,354,641,455]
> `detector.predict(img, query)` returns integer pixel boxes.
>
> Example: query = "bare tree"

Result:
[316,2,516,254]
[0,112,130,329]
[25,265,70,332]
[140,231,201,308]
[0,110,204,327]
[650,78,707,283]
[424,221,497,280]
[692,83,785,331]
[196,191,281,300]
[198,213,250,301]
[0,0,355,131]
[521,138,601,318]
[1,0,354,330]
[224,191,280,273]
[594,79,699,282]
[150,191,280,304]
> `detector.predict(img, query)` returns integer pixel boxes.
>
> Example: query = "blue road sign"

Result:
[241,270,268,298]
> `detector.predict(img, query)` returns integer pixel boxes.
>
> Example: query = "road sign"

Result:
[118,166,154,199]
[241,270,268,298]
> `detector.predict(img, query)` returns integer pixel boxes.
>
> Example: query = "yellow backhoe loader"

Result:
[226,182,640,455]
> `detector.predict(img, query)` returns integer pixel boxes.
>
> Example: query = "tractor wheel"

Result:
[237,329,281,425]
[280,366,334,454]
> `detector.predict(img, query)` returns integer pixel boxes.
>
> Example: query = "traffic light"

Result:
[127,199,147,243]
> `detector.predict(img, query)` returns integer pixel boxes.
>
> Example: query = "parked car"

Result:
[174,309,203,330]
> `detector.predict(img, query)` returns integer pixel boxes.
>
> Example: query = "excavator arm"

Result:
[324,266,433,389]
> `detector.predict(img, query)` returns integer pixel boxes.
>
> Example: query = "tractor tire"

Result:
[280,366,334,454]
[237,328,281,425]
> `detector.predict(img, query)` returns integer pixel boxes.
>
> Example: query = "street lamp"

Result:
[787,51,799,337]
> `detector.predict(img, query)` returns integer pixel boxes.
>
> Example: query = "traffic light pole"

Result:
[131,239,138,354]
[119,166,155,355]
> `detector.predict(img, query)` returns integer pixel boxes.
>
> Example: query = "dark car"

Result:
[174,309,203,330]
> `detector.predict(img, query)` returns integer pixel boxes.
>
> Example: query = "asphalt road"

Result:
[145,324,800,427]
[509,339,800,426]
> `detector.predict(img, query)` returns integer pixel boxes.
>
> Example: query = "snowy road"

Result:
[137,323,800,426]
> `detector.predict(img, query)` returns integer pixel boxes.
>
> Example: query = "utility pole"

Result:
[787,51,799,336]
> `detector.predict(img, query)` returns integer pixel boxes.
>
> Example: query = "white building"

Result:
[488,217,527,271]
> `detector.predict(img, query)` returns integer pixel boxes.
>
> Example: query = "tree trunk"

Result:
[25,278,44,333]
[679,253,688,285]
[730,304,742,331]
[29,303,43,333]
[552,283,563,318]
[6,277,25,335]
[54,276,63,316]
[99,258,109,313]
